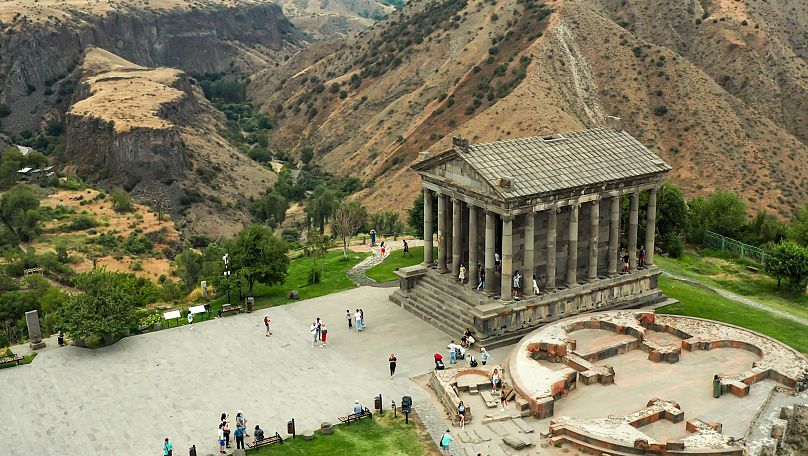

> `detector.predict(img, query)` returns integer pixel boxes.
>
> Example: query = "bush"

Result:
[653,106,668,116]
[59,215,98,232]
[130,261,142,271]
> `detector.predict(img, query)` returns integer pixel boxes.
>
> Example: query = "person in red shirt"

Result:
[264,315,272,336]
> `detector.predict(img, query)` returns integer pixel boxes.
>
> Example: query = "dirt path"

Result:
[661,272,808,327]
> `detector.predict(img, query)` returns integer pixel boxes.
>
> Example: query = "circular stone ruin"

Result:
[504,310,808,455]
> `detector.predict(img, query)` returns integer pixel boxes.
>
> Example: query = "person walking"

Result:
[187,311,193,325]
[448,340,459,364]
[346,309,352,328]
[512,271,521,299]
[492,368,501,392]
[310,322,319,347]
[480,347,490,366]
[359,309,365,328]
[500,391,509,411]
[234,423,245,450]
[355,309,362,332]
[477,267,485,290]
[314,317,322,341]
[458,264,466,284]
[439,429,453,455]
[264,315,272,336]
[236,411,249,436]
[217,424,226,454]
[494,252,501,271]
[532,275,540,295]
[162,437,172,456]
[389,353,397,379]
[403,239,409,256]
[220,413,231,449]
[320,322,328,347]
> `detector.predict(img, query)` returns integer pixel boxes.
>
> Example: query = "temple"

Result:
[391,122,676,347]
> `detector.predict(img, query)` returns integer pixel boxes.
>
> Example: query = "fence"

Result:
[702,230,769,266]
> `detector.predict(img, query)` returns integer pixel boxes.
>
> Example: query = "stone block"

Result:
[502,435,530,449]
[534,396,554,419]
[771,423,785,439]
[579,370,600,385]
[648,351,662,363]
[666,441,685,451]
[26,310,45,349]
[633,438,649,449]
[728,380,750,397]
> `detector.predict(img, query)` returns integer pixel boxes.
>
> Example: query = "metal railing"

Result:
[702,230,768,265]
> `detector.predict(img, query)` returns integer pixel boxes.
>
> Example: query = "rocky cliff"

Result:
[0,0,307,132]
[66,48,276,237]
[250,0,808,217]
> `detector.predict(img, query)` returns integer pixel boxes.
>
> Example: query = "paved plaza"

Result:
[0,286,496,456]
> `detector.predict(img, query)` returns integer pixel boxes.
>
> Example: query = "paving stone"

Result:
[513,417,535,433]
[457,429,473,443]
[474,426,495,442]
[487,421,509,437]
[501,419,523,436]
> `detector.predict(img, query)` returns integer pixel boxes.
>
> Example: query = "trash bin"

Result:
[374,395,383,411]
[712,375,721,398]
[246,296,254,313]
[288,419,296,436]
[401,396,412,414]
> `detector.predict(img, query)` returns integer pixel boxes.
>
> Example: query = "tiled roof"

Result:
[420,128,671,199]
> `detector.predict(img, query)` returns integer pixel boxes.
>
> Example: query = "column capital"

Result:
[501,214,514,222]
[451,197,460,204]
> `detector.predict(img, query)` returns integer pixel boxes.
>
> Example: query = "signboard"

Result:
[163,310,181,320]
[188,305,206,315]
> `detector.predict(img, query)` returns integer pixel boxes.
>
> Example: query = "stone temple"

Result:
[392,123,676,347]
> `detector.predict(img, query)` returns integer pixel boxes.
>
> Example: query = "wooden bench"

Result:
[246,432,283,450]
[0,354,24,367]
[339,407,373,424]
[220,305,242,316]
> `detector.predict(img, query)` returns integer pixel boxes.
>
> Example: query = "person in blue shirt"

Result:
[253,425,265,445]
[440,429,453,455]
[162,437,172,456]
[353,400,364,414]
[234,425,245,450]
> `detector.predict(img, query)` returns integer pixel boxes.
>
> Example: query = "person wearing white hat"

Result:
[353,400,363,414]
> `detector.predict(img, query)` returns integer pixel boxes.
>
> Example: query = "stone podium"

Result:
[26,310,46,350]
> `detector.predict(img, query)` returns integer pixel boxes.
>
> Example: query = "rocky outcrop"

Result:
[0,0,307,132]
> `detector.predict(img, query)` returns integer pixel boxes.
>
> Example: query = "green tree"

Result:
[300,147,315,165]
[305,186,338,233]
[332,201,368,259]
[788,203,808,247]
[54,270,139,341]
[251,192,288,228]
[109,188,133,212]
[303,230,331,284]
[174,248,202,291]
[687,190,747,242]
[739,211,787,247]
[0,184,41,242]
[229,224,289,296]
[765,240,808,292]
[656,182,688,257]
[408,191,438,240]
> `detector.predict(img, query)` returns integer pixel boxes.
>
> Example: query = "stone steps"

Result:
[390,293,467,338]
[549,435,637,456]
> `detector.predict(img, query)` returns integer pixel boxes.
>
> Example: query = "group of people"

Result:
[217,411,265,453]
[621,246,646,272]
[459,262,541,298]
[310,317,328,347]
[347,308,366,332]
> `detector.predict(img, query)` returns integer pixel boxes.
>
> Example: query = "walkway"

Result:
[346,239,424,286]
[661,272,808,327]
[0,287,464,456]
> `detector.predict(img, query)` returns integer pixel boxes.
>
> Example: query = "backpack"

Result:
[469,356,478,367]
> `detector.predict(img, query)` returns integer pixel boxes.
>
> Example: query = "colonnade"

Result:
[422,187,659,302]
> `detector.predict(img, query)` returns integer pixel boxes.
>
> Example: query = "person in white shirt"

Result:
[447,341,459,364]
[310,323,318,347]
[532,275,540,295]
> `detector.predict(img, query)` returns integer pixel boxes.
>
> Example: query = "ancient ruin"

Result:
[392,125,674,347]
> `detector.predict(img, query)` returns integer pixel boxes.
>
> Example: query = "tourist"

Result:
[532,275,540,295]
[389,353,397,379]
[346,309,352,328]
[477,267,485,290]
[354,400,364,414]
[462,328,473,348]
[494,252,501,271]
[360,308,366,328]
[500,391,509,411]
[314,317,322,341]
[459,263,466,284]
[264,315,272,336]
[236,411,249,436]
[217,424,226,454]
[512,270,521,298]
[439,429,453,455]
[448,340,459,364]
[220,413,231,448]
[480,347,490,365]
[380,241,386,256]
[187,311,193,325]
[403,239,409,256]
[492,368,501,392]
[370,229,377,246]
[434,352,445,370]
[234,422,245,449]
[639,246,645,267]
[622,250,630,272]
[355,309,362,332]
[457,401,466,428]
[162,437,172,456]
[320,322,327,347]
[310,323,319,347]
[253,425,265,444]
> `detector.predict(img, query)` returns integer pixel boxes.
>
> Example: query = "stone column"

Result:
[588,200,600,282]
[445,199,453,263]
[566,204,579,287]
[523,212,535,296]
[437,193,448,273]
[500,215,513,301]
[468,205,478,287]
[484,211,496,294]
[423,189,433,266]
[452,198,462,278]
[608,195,620,277]
[645,187,658,266]
[628,190,639,272]
[26,310,45,349]
[546,207,557,290]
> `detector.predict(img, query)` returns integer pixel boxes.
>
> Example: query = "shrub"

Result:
[653,106,668,116]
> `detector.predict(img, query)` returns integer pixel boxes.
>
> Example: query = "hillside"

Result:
[65,48,277,237]
[250,0,808,217]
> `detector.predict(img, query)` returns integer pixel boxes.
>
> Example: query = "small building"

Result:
[15,145,33,156]
[391,123,673,347]
[17,167,32,181]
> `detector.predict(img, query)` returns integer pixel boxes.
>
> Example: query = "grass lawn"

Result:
[655,252,808,322]
[253,412,439,456]
[365,246,436,282]
[0,348,37,369]
[176,250,369,327]
[657,276,808,355]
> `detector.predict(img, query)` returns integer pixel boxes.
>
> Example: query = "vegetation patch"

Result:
[366,246,435,282]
